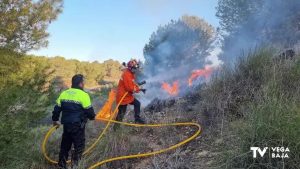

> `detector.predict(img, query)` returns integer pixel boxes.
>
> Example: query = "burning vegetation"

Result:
[161,81,179,96]
[142,15,218,100]
[2,0,300,168]
[188,65,214,86]
[160,65,216,96]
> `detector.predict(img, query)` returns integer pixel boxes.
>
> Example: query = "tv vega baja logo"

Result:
[250,147,290,158]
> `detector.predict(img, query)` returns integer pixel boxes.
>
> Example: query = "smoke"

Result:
[139,47,221,105]
[138,16,222,105]
[205,40,223,67]
[219,0,300,65]
[136,1,300,105]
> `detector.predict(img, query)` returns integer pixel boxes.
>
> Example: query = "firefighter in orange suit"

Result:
[115,59,146,129]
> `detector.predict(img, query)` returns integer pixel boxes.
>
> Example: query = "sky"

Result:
[30,0,219,63]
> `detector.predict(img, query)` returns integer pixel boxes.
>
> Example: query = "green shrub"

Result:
[0,48,52,168]
[202,48,300,168]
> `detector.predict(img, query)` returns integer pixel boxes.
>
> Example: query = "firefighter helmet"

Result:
[127,59,140,70]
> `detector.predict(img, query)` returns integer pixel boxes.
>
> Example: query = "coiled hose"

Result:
[42,92,202,169]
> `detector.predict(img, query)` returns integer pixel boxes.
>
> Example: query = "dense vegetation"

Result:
[0,1,64,167]
[0,48,121,168]
[47,56,121,88]
[0,0,63,52]
[1,0,300,168]
[0,48,52,168]
[199,49,300,168]
[0,1,122,168]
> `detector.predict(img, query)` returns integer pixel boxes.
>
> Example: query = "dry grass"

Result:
[7,48,300,169]
[197,48,300,169]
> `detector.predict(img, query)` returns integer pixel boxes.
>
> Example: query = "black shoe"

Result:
[135,118,145,124]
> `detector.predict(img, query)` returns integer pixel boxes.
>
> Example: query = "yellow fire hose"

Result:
[42,92,202,169]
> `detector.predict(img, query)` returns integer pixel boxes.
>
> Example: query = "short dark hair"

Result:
[72,74,84,88]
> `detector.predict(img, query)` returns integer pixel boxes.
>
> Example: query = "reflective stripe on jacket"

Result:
[52,88,95,124]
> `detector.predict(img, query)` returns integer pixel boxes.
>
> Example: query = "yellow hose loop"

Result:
[42,126,59,164]
[88,120,201,169]
[83,91,128,156]
[41,92,128,165]
[42,92,202,168]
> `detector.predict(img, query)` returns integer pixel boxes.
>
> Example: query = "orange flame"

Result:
[162,81,179,96]
[96,89,117,121]
[188,65,214,86]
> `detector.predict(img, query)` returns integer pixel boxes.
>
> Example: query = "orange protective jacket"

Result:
[116,69,140,105]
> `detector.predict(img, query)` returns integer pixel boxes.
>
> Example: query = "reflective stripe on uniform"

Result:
[60,99,81,105]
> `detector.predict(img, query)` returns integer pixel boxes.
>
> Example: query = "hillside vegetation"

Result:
[113,48,300,169]
[199,49,300,168]
[1,0,300,169]
[35,48,299,169]
[0,48,121,169]
[47,56,121,88]
[0,48,52,168]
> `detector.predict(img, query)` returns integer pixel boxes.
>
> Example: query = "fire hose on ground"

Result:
[41,92,202,169]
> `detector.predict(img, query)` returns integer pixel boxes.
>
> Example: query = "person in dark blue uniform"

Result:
[52,74,95,168]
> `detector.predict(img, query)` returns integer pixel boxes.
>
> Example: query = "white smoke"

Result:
[139,37,222,105]
[218,0,300,65]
